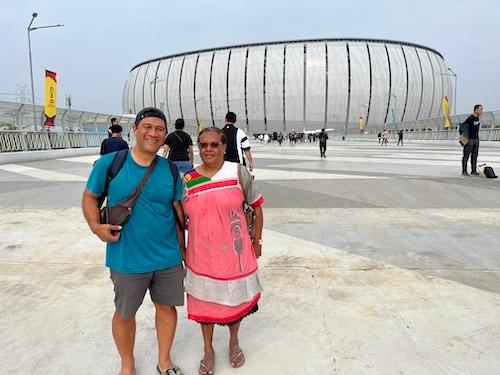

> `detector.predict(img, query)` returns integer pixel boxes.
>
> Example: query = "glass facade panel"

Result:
[429,52,444,118]
[347,42,370,128]
[367,43,389,127]
[211,50,229,127]
[402,46,421,121]
[417,48,434,119]
[134,64,148,112]
[326,42,348,129]
[284,43,304,131]
[246,46,265,133]
[167,57,183,123]
[144,61,160,109]
[265,44,284,131]
[180,54,197,127]
[127,67,140,114]
[194,52,213,129]
[155,59,171,118]
[305,42,326,129]
[227,48,247,127]
[437,58,452,114]
[387,44,407,123]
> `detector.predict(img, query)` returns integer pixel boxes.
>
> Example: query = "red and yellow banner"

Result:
[44,70,57,127]
[442,96,451,129]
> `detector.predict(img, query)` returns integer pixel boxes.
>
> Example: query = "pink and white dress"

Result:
[183,161,264,325]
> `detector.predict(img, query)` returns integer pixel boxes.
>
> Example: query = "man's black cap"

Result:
[135,107,167,125]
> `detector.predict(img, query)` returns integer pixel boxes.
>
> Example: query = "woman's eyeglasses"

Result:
[198,142,223,149]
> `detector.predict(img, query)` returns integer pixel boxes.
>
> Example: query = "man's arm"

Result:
[82,189,122,242]
[243,148,253,171]
[188,145,194,165]
[162,145,170,158]
[100,139,106,156]
[172,200,186,260]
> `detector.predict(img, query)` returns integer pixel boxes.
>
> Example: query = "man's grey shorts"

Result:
[110,264,184,319]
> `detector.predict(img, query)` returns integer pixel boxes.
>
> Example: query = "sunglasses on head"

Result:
[198,142,223,149]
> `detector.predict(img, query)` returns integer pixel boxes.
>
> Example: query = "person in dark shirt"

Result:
[318,129,329,157]
[397,130,404,146]
[100,124,129,155]
[461,104,483,176]
[163,118,194,174]
[221,112,254,171]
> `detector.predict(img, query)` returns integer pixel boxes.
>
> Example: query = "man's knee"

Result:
[154,303,176,314]
[114,310,136,322]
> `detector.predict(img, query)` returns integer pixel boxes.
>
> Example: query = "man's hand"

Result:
[92,224,122,243]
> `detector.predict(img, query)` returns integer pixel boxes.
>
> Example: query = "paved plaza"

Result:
[1,139,500,374]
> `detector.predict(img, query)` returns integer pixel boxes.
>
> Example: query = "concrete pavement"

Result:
[1,140,500,374]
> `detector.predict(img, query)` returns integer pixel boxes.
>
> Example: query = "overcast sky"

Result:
[1,0,498,116]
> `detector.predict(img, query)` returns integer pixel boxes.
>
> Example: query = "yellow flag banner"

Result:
[44,70,57,127]
[442,96,451,129]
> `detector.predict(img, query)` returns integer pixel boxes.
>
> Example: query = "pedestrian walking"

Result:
[221,112,254,171]
[318,129,328,157]
[397,130,404,146]
[163,118,194,174]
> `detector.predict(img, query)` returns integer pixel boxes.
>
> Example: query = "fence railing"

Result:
[347,128,500,142]
[0,130,108,152]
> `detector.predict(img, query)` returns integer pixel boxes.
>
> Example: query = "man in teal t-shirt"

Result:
[82,107,186,375]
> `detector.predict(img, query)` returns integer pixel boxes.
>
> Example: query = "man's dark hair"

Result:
[225,111,237,123]
[110,124,123,134]
[474,104,482,111]
[110,117,117,124]
[175,118,185,130]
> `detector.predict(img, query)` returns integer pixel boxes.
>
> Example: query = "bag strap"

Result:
[237,164,253,204]
[98,149,129,208]
[166,160,184,231]
[113,156,158,208]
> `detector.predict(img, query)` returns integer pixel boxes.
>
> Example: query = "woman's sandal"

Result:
[229,345,245,368]
[199,354,215,375]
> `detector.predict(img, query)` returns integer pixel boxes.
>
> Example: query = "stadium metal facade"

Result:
[123,38,453,133]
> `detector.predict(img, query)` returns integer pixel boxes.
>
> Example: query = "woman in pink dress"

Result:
[183,127,264,375]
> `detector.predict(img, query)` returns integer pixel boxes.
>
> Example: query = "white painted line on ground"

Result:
[253,168,385,180]
[0,164,87,182]
[57,155,100,164]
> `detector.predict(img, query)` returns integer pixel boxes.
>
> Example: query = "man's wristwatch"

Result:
[255,238,263,245]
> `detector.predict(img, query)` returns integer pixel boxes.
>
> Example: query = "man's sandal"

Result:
[229,345,245,368]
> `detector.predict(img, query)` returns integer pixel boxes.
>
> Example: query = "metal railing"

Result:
[347,128,500,142]
[347,109,500,141]
[0,100,134,133]
[0,130,108,152]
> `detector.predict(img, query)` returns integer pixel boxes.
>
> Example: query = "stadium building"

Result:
[122,38,452,133]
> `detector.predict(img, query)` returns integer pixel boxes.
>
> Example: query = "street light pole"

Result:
[28,13,38,131]
[27,12,64,131]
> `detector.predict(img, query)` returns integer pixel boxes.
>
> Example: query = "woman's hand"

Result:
[252,242,262,258]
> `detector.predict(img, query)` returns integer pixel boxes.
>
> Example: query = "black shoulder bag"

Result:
[99,157,157,226]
